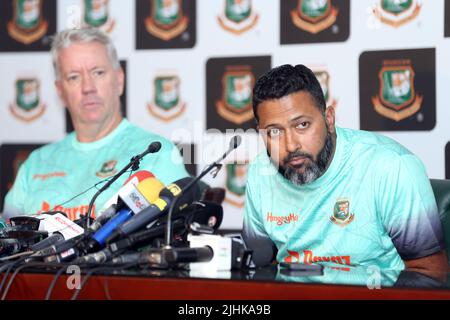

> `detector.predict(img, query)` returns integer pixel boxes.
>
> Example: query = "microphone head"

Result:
[246,237,276,268]
[136,177,165,203]
[229,135,242,150]
[148,141,162,153]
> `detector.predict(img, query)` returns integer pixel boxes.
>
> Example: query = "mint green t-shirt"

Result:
[2,119,189,222]
[244,127,445,270]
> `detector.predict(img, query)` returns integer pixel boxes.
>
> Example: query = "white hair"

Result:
[50,28,120,79]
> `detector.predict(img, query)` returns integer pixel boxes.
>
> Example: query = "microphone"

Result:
[83,175,165,252]
[29,213,85,251]
[95,170,154,224]
[105,177,200,244]
[109,246,213,267]
[164,135,242,248]
[245,237,277,268]
[85,141,162,228]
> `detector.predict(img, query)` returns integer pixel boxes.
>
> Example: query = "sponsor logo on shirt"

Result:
[266,212,299,226]
[330,198,354,227]
[32,172,66,181]
[96,160,118,178]
[285,249,351,268]
[38,201,96,221]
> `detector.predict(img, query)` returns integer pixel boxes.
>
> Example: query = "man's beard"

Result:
[277,130,334,185]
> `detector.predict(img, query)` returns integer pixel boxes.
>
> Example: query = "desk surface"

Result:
[3,266,450,300]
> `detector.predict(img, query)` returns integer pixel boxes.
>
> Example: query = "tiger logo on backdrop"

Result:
[145,0,189,41]
[312,67,338,109]
[215,65,255,125]
[371,59,422,122]
[217,0,259,35]
[290,0,339,34]
[224,163,248,208]
[147,75,186,121]
[373,0,421,28]
[83,0,116,33]
[9,78,46,122]
[7,0,48,44]
[96,160,118,178]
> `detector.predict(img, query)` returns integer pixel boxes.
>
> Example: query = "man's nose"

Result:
[285,129,301,153]
[81,74,96,94]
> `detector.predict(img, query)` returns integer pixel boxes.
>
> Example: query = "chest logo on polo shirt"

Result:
[330,198,354,227]
[96,160,118,178]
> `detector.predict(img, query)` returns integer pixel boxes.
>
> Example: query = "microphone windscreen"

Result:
[123,170,154,186]
[136,177,165,203]
[247,237,276,268]
[148,141,162,153]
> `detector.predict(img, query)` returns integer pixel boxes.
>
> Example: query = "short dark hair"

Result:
[252,64,326,122]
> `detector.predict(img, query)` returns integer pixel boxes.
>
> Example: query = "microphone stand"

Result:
[85,142,161,228]
[164,136,242,249]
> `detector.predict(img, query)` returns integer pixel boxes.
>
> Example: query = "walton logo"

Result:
[7,0,48,44]
[290,0,338,34]
[216,65,255,125]
[284,249,351,266]
[147,75,186,121]
[266,212,299,226]
[10,78,46,122]
[83,0,116,33]
[373,0,421,28]
[371,59,422,122]
[39,202,96,221]
[145,0,189,41]
[217,0,259,35]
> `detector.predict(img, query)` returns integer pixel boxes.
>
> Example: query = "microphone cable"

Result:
[45,265,67,300]
[1,261,67,300]
[70,262,138,300]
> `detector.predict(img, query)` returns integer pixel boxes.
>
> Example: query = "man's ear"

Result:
[116,67,125,96]
[55,80,68,107]
[325,105,336,133]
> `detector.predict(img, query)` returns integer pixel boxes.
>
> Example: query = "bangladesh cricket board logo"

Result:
[145,0,189,41]
[9,78,46,122]
[83,0,116,33]
[224,163,248,208]
[96,160,118,178]
[147,75,186,121]
[330,198,354,227]
[7,0,48,45]
[373,0,421,28]
[216,66,255,125]
[371,60,422,122]
[217,0,259,35]
[291,0,338,34]
[312,67,337,108]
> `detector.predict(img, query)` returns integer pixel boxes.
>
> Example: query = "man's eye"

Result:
[93,70,105,76]
[67,75,79,82]
[296,122,309,129]
[268,128,281,137]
